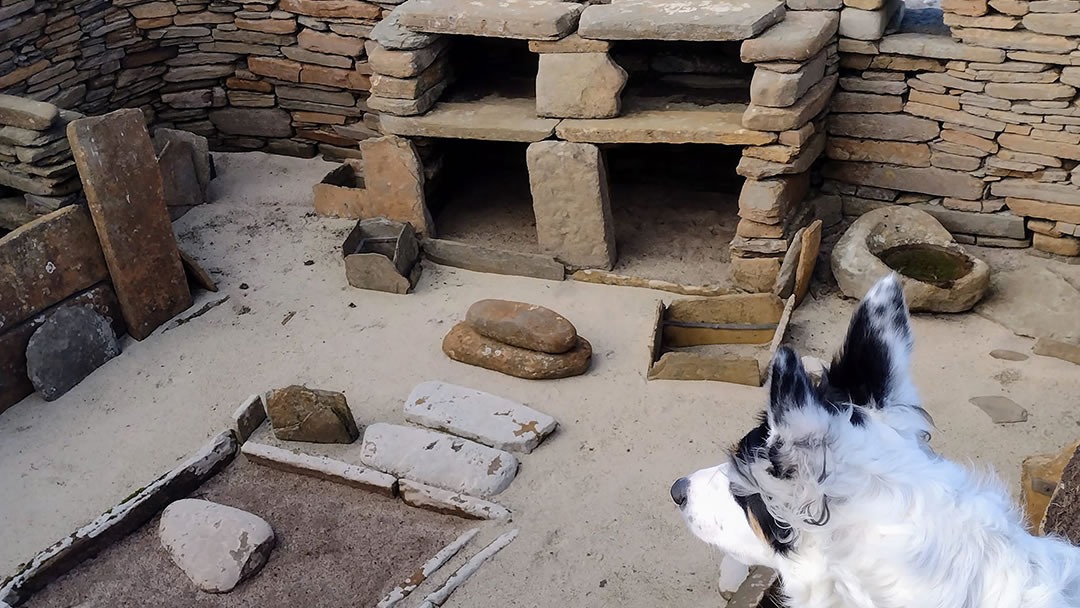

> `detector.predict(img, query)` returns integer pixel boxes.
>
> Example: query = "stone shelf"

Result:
[395,0,583,40]
[556,97,775,145]
[578,0,785,42]
[380,95,559,142]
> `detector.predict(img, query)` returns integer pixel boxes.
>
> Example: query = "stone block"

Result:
[536,52,627,119]
[579,0,784,42]
[397,0,583,39]
[527,141,616,269]
[67,110,192,341]
[367,80,447,116]
[209,107,293,137]
[342,217,420,294]
[369,5,442,50]
[422,239,566,281]
[313,161,367,218]
[1033,232,1080,256]
[443,322,592,379]
[358,135,434,236]
[827,136,931,167]
[404,380,558,453]
[278,0,381,18]
[1021,12,1080,36]
[942,0,989,14]
[738,172,810,224]
[986,83,1077,101]
[832,91,904,113]
[839,0,902,41]
[298,28,365,57]
[740,10,839,62]
[742,73,837,131]
[878,32,1006,62]
[360,423,519,497]
[749,52,826,108]
[954,27,1078,54]
[736,131,826,179]
[993,180,1080,206]
[365,39,447,78]
[370,56,450,100]
[529,33,611,53]
[912,203,1025,238]
[232,394,266,444]
[824,162,985,200]
[731,256,782,293]
[382,97,559,142]
[265,385,360,443]
[466,299,577,354]
[0,94,58,130]
[25,306,120,402]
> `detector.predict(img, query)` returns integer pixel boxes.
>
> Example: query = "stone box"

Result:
[342,217,421,294]
[647,292,794,386]
[313,160,368,218]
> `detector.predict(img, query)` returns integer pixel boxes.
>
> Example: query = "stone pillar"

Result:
[526,141,617,270]
[359,135,436,237]
[531,35,627,119]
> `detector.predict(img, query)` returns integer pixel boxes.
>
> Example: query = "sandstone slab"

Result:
[1034,232,1080,256]
[359,135,434,236]
[740,10,838,62]
[527,140,616,269]
[360,422,519,497]
[370,6,443,50]
[279,0,380,18]
[399,479,511,519]
[1021,12,1080,35]
[557,101,776,145]
[738,172,809,223]
[241,441,398,496]
[466,300,576,354]
[827,112,940,142]
[159,499,275,593]
[422,239,565,280]
[1022,441,1080,531]
[969,395,1028,423]
[536,52,627,119]
[750,52,826,108]
[265,385,359,443]
[878,33,1006,62]
[827,136,931,167]
[366,39,447,78]
[993,180,1080,206]
[0,94,58,130]
[443,322,591,379]
[1042,442,1080,542]
[579,0,785,42]
[25,305,120,402]
[232,394,266,444]
[1034,336,1080,366]
[404,380,558,453]
[209,107,292,137]
[382,96,558,142]
[342,217,421,295]
[397,0,583,39]
[794,219,821,305]
[825,162,984,200]
[955,27,1078,53]
[742,73,837,131]
[67,109,193,340]
[839,0,902,41]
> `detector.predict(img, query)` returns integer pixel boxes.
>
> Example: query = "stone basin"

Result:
[831,206,989,313]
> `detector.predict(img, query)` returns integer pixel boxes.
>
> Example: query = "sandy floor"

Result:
[25,459,468,608]
[3,152,1080,607]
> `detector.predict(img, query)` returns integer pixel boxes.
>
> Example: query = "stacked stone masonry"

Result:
[826,0,1080,257]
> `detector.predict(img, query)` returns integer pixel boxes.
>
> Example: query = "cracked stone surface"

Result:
[404,380,558,453]
[158,499,275,593]
[360,423,518,497]
[975,266,1080,344]
[264,385,360,444]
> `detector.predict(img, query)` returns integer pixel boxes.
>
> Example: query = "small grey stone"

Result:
[989,349,1029,361]
[25,306,120,401]
[969,396,1029,424]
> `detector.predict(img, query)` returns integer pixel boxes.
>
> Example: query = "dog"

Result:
[671,274,1080,608]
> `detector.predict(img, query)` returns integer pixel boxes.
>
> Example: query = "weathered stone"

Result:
[773,227,802,298]
[370,57,449,100]
[265,385,359,443]
[1042,443,1080,543]
[827,113,940,142]
[24,304,119,402]
[465,300,575,355]
[878,33,1005,62]
[1021,440,1080,531]
[278,0,381,18]
[360,423,519,497]
[399,479,510,520]
[369,5,442,50]
[558,103,776,145]
[1021,12,1080,36]
[736,131,826,179]
[839,0,902,41]
[359,135,433,236]
[825,162,985,200]
[210,108,292,137]
[0,94,58,130]
[943,12,1021,28]
[990,349,1028,361]
[129,1,178,18]
[740,11,838,62]
[989,0,1029,13]
[932,150,982,171]
[831,206,989,312]
[793,219,821,305]
[398,0,583,39]
[955,27,1078,53]
[969,395,1028,423]
[241,441,398,496]
[739,172,810,223]
[750,53,826,108]
[342,217,420,294]
[1034,336,1080,366]
[743,74,836,131]
[1034,232,1080,256]
[404,380,558,453]
[236,16,297,33]
[423,239,564,280]
[443,322,591,379]
[905,101,1006,133]
[156,140,204,213]
[914,203,1025,237]
[300,64,371,90]
[986,83,1077,101]
[282,47,353,69]
[365,39,446,78]
[159,499,275,593]
[909,90,961,110]
[942,0,989,14]
[998,133,1080,162]
[839,76,908,95]
[580,0,784,42]
[993,180,1080,206]
[529,33,611,53]
[298,28,364,57]
[917,72,985,93]
[382,97,558,142]
[232,394,265,443]
[248,56,301,81]
[67,110,192,341]
[367,80,447,116]
[527,141,616,269]
[730,256,782,293]
[536,52,627,119]
[831,91,904,113]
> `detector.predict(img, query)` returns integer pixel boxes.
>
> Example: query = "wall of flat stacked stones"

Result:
[0,0,389,158]
[823,0,1080,252]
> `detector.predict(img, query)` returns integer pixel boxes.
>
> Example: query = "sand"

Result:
[3,152,1080,607]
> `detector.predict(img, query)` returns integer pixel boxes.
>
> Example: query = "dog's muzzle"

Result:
[671,477,689,507]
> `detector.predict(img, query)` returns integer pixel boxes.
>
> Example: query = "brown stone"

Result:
[369,57,448,99]
[226,77,273,92]
[1033,232,1080,256]
[0,205,109,331]
[282,47,354,69]
[827,113,940,142]
[0,94,58,130]
[1022,12,1080,36]
[248,56,301,81]
[367,80,447,116]
[209,108,293,137]
[831,91,903,113]
[129,1,178,18]
[1021,440,1080,531]
[731,256,782,293]
[313,161,367,218]
[365,39,447,79]
[942,128,998,153]
[942,0,989,15]
[985,82,1077,101]
[1005,197,1080,223]
[67,110,192,341]
[236,17,297,33]
[442,322,591,379]
[423,239,565,281]
[1034,336,1080,366]
[466,299,577,354]
[301,64,370,90]
[909,89,961,110]
[400,0,583,40]
[994,180,1080,206]
[869,55,946,72]
[749,53,826,109]
[793,219,821,306]
[905,101,1006,133]
[740,11,839,63]
[827,137,932,168]
[1042,442,1080,542]
[536,52,627,119]
[742,74,837,132]
[954,27,1078,53]
[824,162,985,200]
[265,385,360,443]
[736,132,826,179]
[358,135,433,236]
[998,133,1080,161]
[529,33,611,53]
[739,172,810,224]
[298,28,364,57]
[878,32,1006,61]
[278,0,380,18]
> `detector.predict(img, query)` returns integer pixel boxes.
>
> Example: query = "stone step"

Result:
[360,423,519,497]
[578,0,785,41]
[404,381,557,453]
[395,0,583,40]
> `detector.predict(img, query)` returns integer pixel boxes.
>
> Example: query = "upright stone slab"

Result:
[404,381,558,453]
[526,141,616,270]
[25,306,120,402]
[67,109,192,340]
[578,0,785,41]
[536,53,628,119]
[360,423,519,497]
[359,135,435,236]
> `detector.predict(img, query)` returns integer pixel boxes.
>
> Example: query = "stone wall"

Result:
[0,0,387,159]
[824,0,1080,257]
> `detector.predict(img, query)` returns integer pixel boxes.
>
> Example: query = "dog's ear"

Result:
[824,274,918,409]
[766,346,818,429]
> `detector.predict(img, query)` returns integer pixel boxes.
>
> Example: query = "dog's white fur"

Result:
[675,275,1080,608]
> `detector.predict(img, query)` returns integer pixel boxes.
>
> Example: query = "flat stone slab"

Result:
[740,10,838,62]
[404,381,558,453]
[969,395,1029,423]
[400,479,511,520]
[159,499,275,593]
[878,33,1006,62]
[380,96,558,142]
[395,0,583,39]
[422,238,565,281]
[578,0,785,41]
[241,441,398,496]
[360,423,518,497]
[557,99,776,145]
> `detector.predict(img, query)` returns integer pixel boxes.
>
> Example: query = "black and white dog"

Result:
[672,274,1080,608]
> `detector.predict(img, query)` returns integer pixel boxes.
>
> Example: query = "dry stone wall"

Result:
[825,0,1080,257]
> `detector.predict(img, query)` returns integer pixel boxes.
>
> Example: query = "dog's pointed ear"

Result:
[825,274,918,408]
[766,346,817,429]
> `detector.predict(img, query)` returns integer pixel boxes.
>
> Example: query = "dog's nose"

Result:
[671,477,689,507]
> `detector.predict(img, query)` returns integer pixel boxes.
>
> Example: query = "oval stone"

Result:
[442,322,591,379]
[465,299,577,354]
